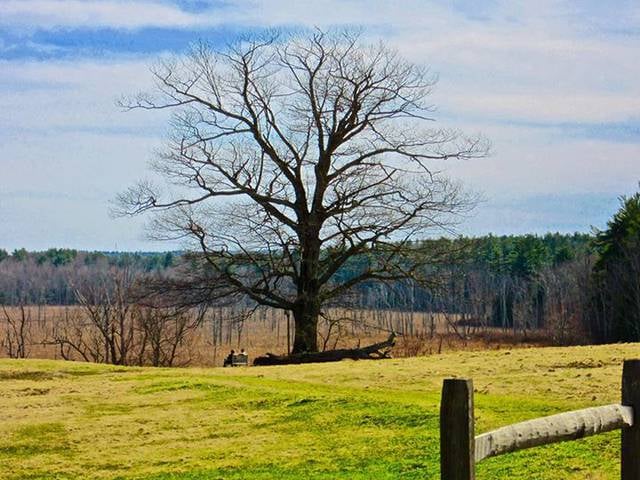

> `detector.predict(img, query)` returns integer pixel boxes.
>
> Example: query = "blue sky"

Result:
[0,0,639,251]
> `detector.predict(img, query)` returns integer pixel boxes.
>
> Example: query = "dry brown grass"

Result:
[0,306,550,366]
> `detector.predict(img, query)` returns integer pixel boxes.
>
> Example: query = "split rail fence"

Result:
[440,359,640,479]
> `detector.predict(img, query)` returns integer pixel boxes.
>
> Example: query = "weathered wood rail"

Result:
[440,359,640,479]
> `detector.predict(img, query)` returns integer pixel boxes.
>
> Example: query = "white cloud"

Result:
[381,9,640,124]
[7,0,638,126]
[442,92,640,124]
[1,0,639,248]
[0,57,168,131]
[0,0,205,30]
[444,131,640,197]
[0,57,169,250]
[0,0,458,31]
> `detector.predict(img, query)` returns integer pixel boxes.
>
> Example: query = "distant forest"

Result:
[0,248,177,305]
[2,192,640,362]
[0,233,594,341]
[0,233,591,305]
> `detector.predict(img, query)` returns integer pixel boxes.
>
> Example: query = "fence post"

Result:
[622,359,640,480]
[440,379,475,480]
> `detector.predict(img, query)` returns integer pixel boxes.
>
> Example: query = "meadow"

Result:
[2,343,637,479]
[1,305,540,367]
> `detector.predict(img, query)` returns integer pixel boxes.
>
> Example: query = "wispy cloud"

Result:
[0,58,169,130]
[5,1,638,126]
[0,0,639,249]
[0,0,206,30]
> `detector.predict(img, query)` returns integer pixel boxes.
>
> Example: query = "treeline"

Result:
[343,233,593,343]
[442,233,592,342]
[589,193,640,343]
[1,202,638,349]
[0,234,593,331]
[0,249,175,304]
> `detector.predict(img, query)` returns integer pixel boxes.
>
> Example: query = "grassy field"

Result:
[1,344,639,479]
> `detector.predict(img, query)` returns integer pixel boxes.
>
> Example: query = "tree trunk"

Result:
[292,304,319,354]
[292,224,321,354]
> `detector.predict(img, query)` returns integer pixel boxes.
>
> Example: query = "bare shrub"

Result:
[1,304,31,358]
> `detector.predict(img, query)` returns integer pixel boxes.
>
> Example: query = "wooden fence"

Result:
[440,359,640,479]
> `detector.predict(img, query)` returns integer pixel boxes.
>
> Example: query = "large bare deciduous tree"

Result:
[117,30,488,354]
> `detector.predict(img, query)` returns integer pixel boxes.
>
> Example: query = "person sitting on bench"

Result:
[223,349,235,367]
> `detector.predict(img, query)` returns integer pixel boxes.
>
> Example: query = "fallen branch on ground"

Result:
[253,333,396,366]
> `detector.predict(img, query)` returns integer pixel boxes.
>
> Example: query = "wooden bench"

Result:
[231,354,248,366]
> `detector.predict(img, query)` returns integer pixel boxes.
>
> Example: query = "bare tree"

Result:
[1,305,31,358]
[116,30,488,354]
[135,305,205,367]
[69,264,138,365]
[46,306,99,362]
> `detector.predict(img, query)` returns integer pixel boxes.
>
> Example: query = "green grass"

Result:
[1,343,639,479]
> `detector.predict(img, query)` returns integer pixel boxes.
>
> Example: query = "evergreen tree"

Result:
[591,191,640,342]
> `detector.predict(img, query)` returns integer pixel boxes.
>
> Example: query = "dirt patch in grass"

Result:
[0,370,56,381]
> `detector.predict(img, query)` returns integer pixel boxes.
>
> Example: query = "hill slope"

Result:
[2,344,639,479]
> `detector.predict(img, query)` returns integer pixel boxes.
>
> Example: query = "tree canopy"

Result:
[117,30,489,353]
[590,191,640,342]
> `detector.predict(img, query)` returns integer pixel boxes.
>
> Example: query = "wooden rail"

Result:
[475,404,633,462]
[440,359,640,479]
